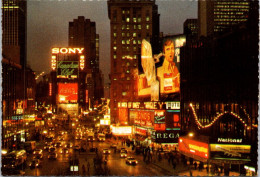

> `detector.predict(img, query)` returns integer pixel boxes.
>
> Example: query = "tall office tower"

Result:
[69,16,103,106]
[183,19,198,40]
[198,0,251,37]
[107,0,160,123]
[69,16,97,70]
[2,0,27,67]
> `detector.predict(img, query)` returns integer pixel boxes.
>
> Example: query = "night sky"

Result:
[27,0,197,83]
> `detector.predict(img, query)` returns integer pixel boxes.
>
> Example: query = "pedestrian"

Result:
[194,161,197,170]
[189,170,193,176]
[82,164,86,175]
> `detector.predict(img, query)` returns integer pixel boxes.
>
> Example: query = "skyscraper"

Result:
[2,0,27,67]
[69,16,104,106]
[183,19,198,40]
[198,0,251,37]
[107,0,160,123]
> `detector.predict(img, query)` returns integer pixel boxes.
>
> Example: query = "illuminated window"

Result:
[113,33,117,37]
[138,40,141,44]
[137,17,141,22]
[134,25,137,30]
[126,17,130,22]
[127,33,130,37]
[122,40,125,44]
[126,70,130,73]
[146,25,149,30]
[127,77,130,80]
[133,47,137,51]
[126,25,130,30]
[133,18,137,23]
[114,78,117,81]
[126,40,130,45]
[134,55,137,59]
[122,10,125,14]
[126,47,130,51]
[126,62,130,66]
[113,40,116,44]
[138,25,141,30]
[122,33,125,37]
[122,92,127,96]
[146,16,150,22]
[122,25,125,30]
[113,55,117,59]
[113,46,117,51]
[113,25,117,30]
[133,33,137,37]
[133,40,136,44]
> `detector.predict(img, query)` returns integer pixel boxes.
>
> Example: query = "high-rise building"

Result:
[2,0,27,67]
[198,0,251,37]
[69,16,104,106]
[183,19,198,40]
[107,0,160,123]
[2,0,36,150]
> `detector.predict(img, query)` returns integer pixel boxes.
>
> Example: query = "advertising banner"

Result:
[111,126,132,135]
[210,144,251,161]
[58,83,78,103]
[137,35,186,99]
[179,137,209,161]
[154,110,166,130]
[118,108,128,125]
[57,61,78,78]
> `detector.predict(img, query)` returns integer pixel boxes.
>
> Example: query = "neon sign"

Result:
[52,48,84,54]
[57,61,78,77]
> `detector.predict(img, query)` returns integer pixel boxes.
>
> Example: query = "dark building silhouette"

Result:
[69,16,104,106]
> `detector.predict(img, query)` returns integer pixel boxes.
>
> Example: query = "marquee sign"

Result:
[154,130,180,143]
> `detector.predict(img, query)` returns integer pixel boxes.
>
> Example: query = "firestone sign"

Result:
[52,48,84,54]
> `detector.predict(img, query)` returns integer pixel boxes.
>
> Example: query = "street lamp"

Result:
[188,132,194,137]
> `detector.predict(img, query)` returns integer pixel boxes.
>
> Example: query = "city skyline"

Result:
[27,0,197,83]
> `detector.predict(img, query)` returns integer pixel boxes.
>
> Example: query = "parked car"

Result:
[33,149,43,159]
[60,148,69,154]
[126,157,138,165]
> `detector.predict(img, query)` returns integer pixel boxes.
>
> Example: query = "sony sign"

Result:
[52,48,84,54]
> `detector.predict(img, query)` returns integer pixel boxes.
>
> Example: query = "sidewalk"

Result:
[108,138,241,176]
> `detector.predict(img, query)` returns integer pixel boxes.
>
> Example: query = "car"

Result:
[120,150,127,158]
[44,144,51,151]
[110,143,117,148]
[49,147,56,153]
[55,142,62,147]
[33,149,43,159]
[29,159,41,168]
[103,148,111,154]
[126,157,138,165]
[48,152,57,159]
[60,148,69,154]
[73,145,80,151]
[65,143,73,148]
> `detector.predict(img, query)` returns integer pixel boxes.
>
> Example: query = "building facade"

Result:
[180,7,258,174]
[198,0,251,37]
[2,0,37,150]
[107,0,160,123]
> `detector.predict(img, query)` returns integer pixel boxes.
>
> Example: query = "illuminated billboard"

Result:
[118,108,128,125]
[154,110,166,131]
[138,36,186,99]
[57,61,78,78]
[179,137,209,161]
[58,83,78,103]
[111,126,132,135]
[210,144,251,161]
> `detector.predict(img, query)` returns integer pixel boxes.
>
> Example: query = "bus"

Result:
[2,150,27,169]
